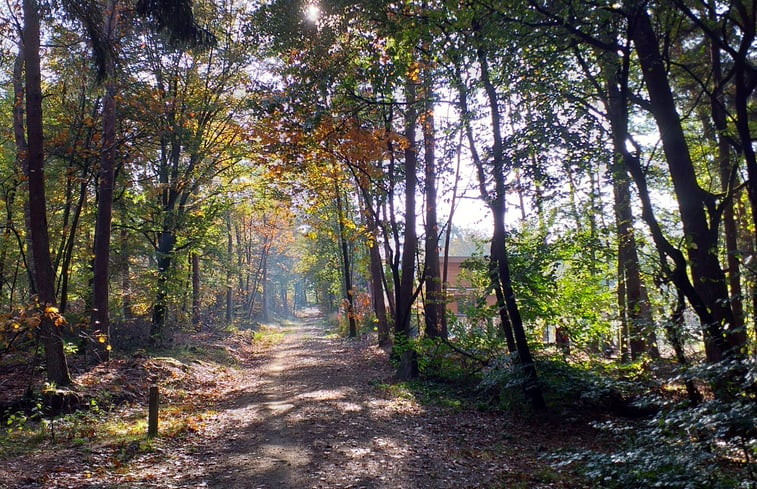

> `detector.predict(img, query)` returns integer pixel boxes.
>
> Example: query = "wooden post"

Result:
[148,385,159,438]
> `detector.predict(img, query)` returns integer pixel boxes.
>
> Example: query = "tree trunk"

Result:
[395,82,419,338]
[668,289,703,405]
[421,65,445,340]
[226,214,233,323]
[192,252,200,329]
[450,50,518,352]
[12,43,37,298]
[11,45,36,300]
[612,166,656,359]
[617,253,629,362]
[477,34,544,410]
[489,258,517,353]
[440,132,465,338]
[368,232,390,346]
[362,193,390,346]
[91,0,120,360]
[630,7,732,362]
[709,36,746,349]
[261,255,269,322]
[150,230,176,343]
[334,180,357,338]
[119,216,131,320]
[394,80,420,379]
[23,0,71,385]
[57,169,88,314]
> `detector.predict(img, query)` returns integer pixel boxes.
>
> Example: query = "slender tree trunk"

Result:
[395,82,419,338]
[450,53,518,351]
[246,237,270,320]
[368,232,390,346]
[226,214,233,323]
[334,180,357,338]
[709,36,746,349]
[441,133,465,338]
[119,217,131,320]
[730,31,757,346]
[92,0,120,360]
[421,64,445,339]
[191,252,200,329]
[617,253,629,362]
[395,80,420,379]
[0,187,13,304]
[612,167,656,359]
[668,289,702,405]
[359,190,390,346]
[477,33,544,409]
[489,259,517,353]
[23,0,71,385]
[12,44,36,297]
[261,254,269,322]
[57,169,88,313]
[150,230,175,343]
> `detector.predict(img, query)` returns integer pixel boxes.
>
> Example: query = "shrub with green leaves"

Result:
[552,366,756,489]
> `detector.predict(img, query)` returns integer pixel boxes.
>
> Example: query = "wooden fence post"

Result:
[148,385,159,438]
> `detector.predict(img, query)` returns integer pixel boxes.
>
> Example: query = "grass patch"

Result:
[374,379,471,411]
[0,422,48,457]
[254,325,286,347]
[0,397,216,463]
[159,344,237,367]
[374,381,416,401]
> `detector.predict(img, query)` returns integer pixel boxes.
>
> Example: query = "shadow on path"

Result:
[183,309,426,489]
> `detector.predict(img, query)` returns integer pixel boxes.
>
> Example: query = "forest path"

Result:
[0,309,594,488]
[149,308,590,489]
[173,308,449,488]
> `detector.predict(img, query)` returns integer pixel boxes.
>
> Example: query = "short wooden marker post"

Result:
[148,385,159,438]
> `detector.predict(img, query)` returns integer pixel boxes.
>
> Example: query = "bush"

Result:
[553,384,756,488]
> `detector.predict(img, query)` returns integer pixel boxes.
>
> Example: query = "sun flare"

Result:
[305,3,320,23]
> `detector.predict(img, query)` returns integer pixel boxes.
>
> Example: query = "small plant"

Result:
[5,411,29,434]
[63,341,79,355]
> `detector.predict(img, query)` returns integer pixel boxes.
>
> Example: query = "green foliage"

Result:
[505,225,560,324]
[555,399,756,488]
[461,225,616,351]
[413,337,481,383]
[372,379,469,412]
[552,358,757,488]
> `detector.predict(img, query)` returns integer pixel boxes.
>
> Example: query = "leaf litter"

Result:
[0,310,600,488]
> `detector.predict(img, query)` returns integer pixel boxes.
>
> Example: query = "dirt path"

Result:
[165,309,447,489]
[1,310,594,488]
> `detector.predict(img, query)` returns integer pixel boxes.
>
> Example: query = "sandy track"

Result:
[1,309,591,488]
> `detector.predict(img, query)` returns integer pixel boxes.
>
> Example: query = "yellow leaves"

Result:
[94,331,112,351]
[395,135,412,151]
[407,63,421,82]
[44,306,67,328]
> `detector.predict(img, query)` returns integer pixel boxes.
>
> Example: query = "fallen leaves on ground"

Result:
[0,311,600,488]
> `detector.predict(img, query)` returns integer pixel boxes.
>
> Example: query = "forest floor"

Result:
[0,309,604,488]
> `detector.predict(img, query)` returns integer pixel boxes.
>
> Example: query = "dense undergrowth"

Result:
[399,328,757,489]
